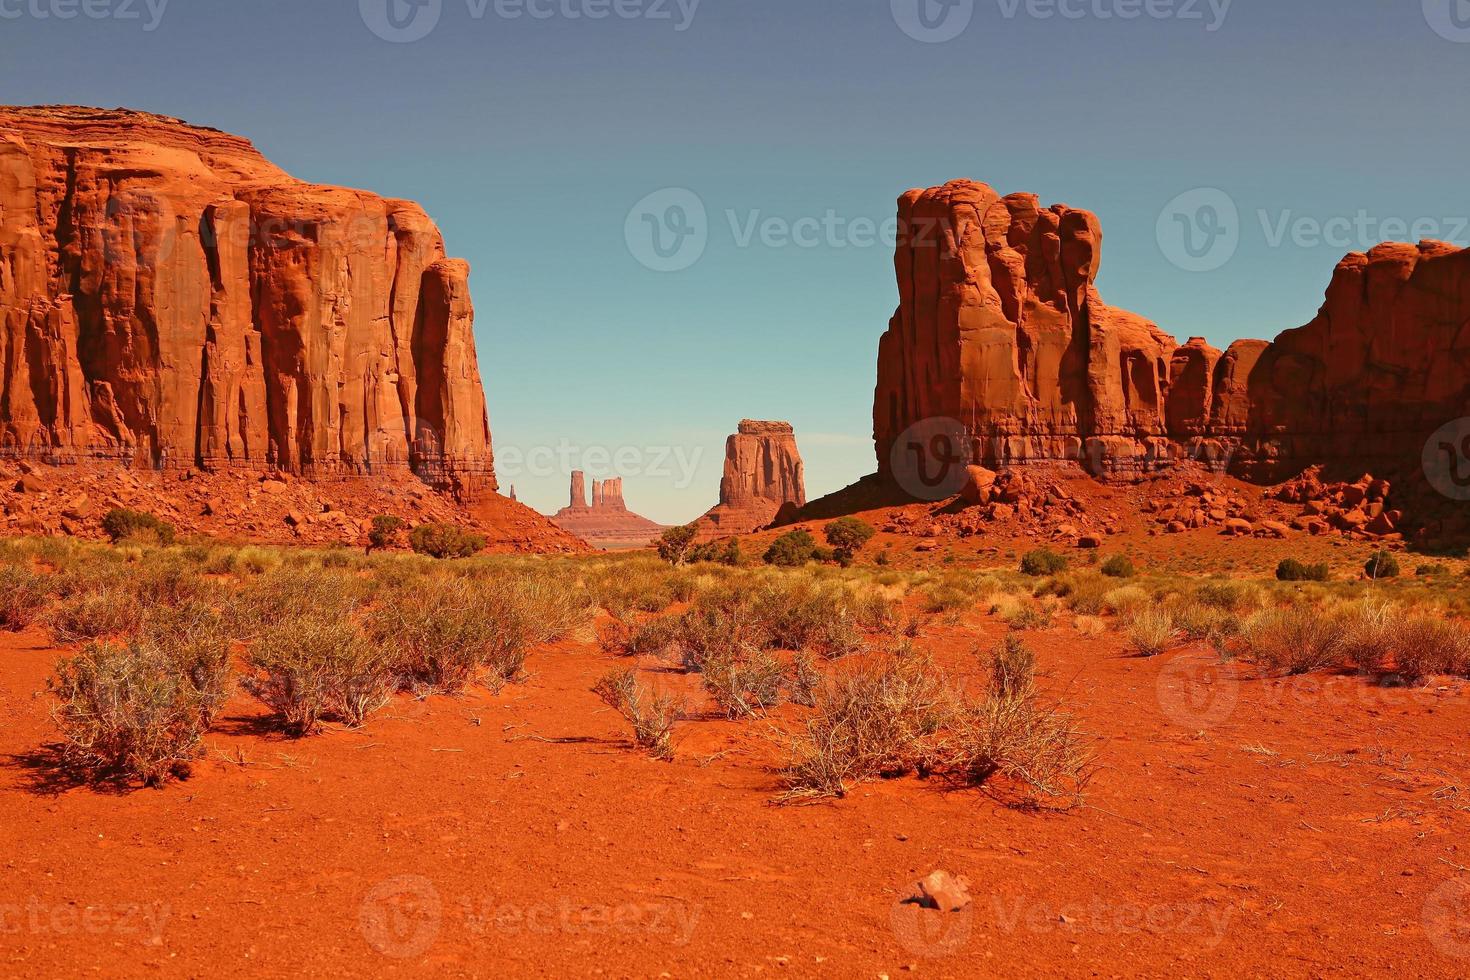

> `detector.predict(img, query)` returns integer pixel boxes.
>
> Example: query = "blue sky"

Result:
[3,0,1466,522]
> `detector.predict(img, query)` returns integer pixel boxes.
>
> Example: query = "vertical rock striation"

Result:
[0,106,494,493]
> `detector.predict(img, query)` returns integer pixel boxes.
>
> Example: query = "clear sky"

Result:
[3,0,1466,523]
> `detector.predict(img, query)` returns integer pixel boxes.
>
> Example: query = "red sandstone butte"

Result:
[550,471,666,550]
[0,106,493,494]
[699,421,806,536]
[873,179,1470,483]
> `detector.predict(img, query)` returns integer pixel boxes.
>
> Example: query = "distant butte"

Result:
[549,471,666,550]
[698,421,806,537]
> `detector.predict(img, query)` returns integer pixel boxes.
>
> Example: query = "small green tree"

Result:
[1100,555,1136,579]
[409,523,486,559]
[1020,548,1068,577]
[101,508,175,545]
[764,530,817,567]
[823,518,876,567]
[719,537,742,567]
[657,525,699,566]
[1277,558,1330,582]
[1365,550,1400,580]
[367,515,407,553]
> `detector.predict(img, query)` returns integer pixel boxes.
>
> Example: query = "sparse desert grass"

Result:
[1073,614,1107,637]
[778,655,953,801]
[702,647,786,719]
[0,565,50,630]
[1237,605,1344,675]
[47,585,145,644]
[242,617,395,736]
[594,668,683,760]
[370,576,529,694]
[1102,585,1151,617]
[1381,612,1470,683]
[1126,607,1179,657]
[942,637,1091,802]
[229,564,371,637]
[48,640,218,786]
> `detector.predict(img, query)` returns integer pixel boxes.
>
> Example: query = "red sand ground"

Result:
[4,594,1470,977]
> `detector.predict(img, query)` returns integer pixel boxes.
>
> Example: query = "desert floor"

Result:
[4,561,1469,978]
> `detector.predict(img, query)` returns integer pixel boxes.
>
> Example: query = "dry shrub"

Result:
[49,640,218,786]
[242,617,395,736]
[785,652,822,707]
[1192,580,1262,613]
[1126,607,1179,657]
[1102,585,1151,618]
[230,565,370,637]
[988,635,1035,698]
[1073,615,1107,637]
[1338,599,1398,673]
[594,668,683,760]
[778,655,953,801]
[703,648,785,719]
[47,585,145,644]
[1238,605,1343,675]
[1037,573,1111,616]
[491,572,596,647]
[0,565,50,631]
[1386,614,1470,683]
[139,602,234,728]
[754,579,888,656]
[370,577,528,694]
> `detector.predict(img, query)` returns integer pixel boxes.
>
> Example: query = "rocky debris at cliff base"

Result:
[855,461,1426,549]
[0,461,585,554]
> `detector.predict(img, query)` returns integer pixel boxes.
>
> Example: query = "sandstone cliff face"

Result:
[874,179,1470,483]
[551,470,663,549]
[700,420,806,535]
[0,106,494,492]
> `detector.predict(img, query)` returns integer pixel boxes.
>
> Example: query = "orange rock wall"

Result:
[0,106,494,493]
[874,179,1470,480]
